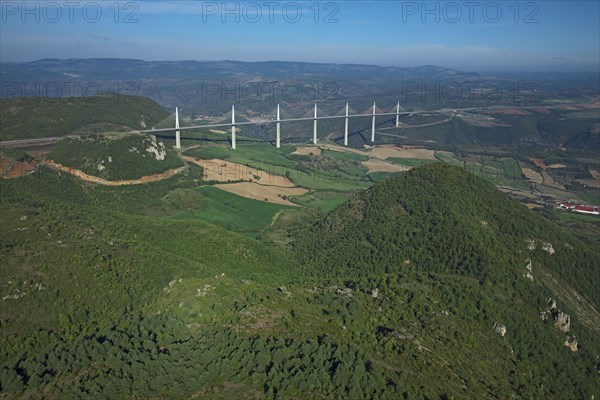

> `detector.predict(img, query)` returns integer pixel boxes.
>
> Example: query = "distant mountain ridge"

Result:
[0,58,479,82]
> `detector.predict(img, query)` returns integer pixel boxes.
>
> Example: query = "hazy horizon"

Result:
[1,1,599,72]
[4,57,600,76]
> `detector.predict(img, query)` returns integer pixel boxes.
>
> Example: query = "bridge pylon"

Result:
[231,105,236,150]
[175,107,181,149]
[344,102,349,146]
[313,103,318,145]
[276,104,281,148]
[371,102,376,142]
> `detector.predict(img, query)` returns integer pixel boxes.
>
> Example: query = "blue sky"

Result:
[1,0,599,71]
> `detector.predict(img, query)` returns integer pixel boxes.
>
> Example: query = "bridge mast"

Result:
[175,107,181,149]
[276,104,281,148]
[313,103,318,144]
[371,102,376,142]
[231,105,236,150]
[344,102,349,146]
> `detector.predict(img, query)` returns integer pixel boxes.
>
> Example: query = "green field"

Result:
[290,169,372,191]
[169,186,292,235]
[564,110,600,120]
[435,152,527,190]
[367,171,406,182]
[578,191,600,205]
[322,149,369,162]
[185,143,297,170]
[552,209,599,223]
[291,190,354,212]
[386,157,438,168]
[477,157,528,190]
[435,150,463,165]
[176,129,238,144]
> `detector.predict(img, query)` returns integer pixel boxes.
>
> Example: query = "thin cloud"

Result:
[84,34,111,41]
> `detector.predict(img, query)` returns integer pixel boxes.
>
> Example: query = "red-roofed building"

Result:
[573,205,600,215]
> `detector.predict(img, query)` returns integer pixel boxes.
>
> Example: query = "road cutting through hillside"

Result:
[44,160,185,186]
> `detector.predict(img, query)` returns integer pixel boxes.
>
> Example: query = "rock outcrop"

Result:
[564,336,578,352]
[493,322,507,337]
[145,135,167,161]
[524,259,534,281]
[553,311,571,333]
[335,287,353,297]
[542,242,555,255]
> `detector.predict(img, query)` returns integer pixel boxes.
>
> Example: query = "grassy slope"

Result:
[170,186,293,236]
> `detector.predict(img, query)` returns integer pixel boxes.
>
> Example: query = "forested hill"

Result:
[293,163,600,398]
[0,95,168,141]
[294,163,599,305]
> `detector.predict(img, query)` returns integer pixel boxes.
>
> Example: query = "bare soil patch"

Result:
[579,179,600,189]
[527,158,565,189]
[491,108,530,116]
[214,182,308,206]
[183,156,294,187]
[530,157,546,169]
[541,170,565,190]
[580,101,600,110]
[371,145,436,160]
[0,158,37,178]
[362,158,411,173]
[521,167,543,184]
[320,144,369,156]
[529,107,552,114]
[292,146,321,156]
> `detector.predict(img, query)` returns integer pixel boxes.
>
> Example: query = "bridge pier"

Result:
[371,102,376,142]
[231,105,236,150]
[175,107,181,149]
[313,103,318,145]
[276,104,281,148]
[344,102,349,146]
[396,101,400,127]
